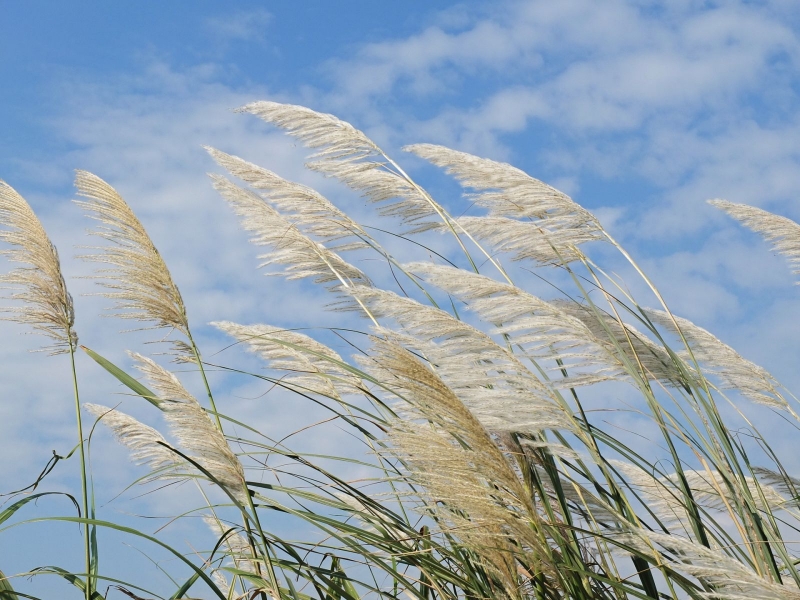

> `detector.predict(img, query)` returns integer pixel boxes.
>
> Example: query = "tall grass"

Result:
[2,101,800,599]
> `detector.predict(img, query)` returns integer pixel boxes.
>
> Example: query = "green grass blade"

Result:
[80,345,159,407]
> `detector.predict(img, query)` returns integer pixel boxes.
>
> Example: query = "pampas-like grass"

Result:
[644,308,793,411]
[130,353,247,501]
[0,181,76,353]
[362,336,554,599]
[352,287,577,435]
[74,170,189,337]
[456,215,599,266]
[404,144,599,228]
[210,174,370,291]
[83,403,180,478]
[238,102,447,235]
[623,528,800,600]
[552,299,688,388]
[405,261,622,387]
[204,515,259,575]
[206,147,372,253]
[12,102,800,600]
[212,321,363,399]
[710,199,800,282]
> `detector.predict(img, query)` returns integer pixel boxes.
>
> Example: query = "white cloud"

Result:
[204,8,272,42]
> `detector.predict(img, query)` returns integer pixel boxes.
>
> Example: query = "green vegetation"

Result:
[2,101,800,599]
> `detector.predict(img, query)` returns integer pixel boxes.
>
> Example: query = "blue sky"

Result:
[3,1,800,597]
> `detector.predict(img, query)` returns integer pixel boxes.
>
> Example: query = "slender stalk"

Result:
[69,337,92,600]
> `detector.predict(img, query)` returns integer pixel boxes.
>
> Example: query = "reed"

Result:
[2,102,800,600]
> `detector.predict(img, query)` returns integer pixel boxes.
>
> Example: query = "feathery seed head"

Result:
[644,308,790,410]
[366,337,555,595]
[622,528,800,599]
[552,299,689,388]
[131,353,247,501]
[405,143,599,224]
[83,403,180,478]
[710,199,800,282]
[237,101,446,233]
[204,515,259,575]
[354,286,576,434]
[74,170,189,340]
[0,180,76,354]
[212,321,364,398]
[405,262,623,388]
[406,144,604,254]
[211,174,371,294]
[205,146,372,252]
[456,215,596,266]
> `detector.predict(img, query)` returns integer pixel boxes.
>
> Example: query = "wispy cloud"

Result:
[205,8,272,42]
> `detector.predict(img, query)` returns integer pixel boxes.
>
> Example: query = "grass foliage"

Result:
[2,102,800,599]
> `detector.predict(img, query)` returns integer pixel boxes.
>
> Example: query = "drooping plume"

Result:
[206,146,372,253]
[456,215,597,266]
[131,353,247,502]
[204,515,259,575]
[405,144,598,224]
[212,321,364,398]
[83,403,179,479]
[644,308,791,410]
[74,171,189,338]
[710,200,800,282]
[551,299,688,388]
[210,174,370,293]
[406,144,604,257]
[353,286,576,434]
[0,181,76,354]
[405,261,620,387]
[364,336,554,598]
[622,529,800,600]
[237,101,447,234]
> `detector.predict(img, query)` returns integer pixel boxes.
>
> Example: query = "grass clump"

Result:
[2,102,800,599]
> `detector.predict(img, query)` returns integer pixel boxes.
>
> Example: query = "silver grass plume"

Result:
[710,199,800,282]
[206,147,372,253]
[613,461,786,535]
[405,143,600,226]
[210,570,231,598]
[406,262,625,388]
[622,528,800,600]
[551,299,688,388]
[364,336,555,598]
[131,353,247,502]
[0,181,76,353]
[204,515,259,575]
[353,286,577,434]
[335,493,415,552]
[644,308,792,411]
[83,403,180,480]
[212,321,364,398]
[752,467,800,509]
[210,174,370,293]
[406,144,604,261]
[74,171,188,339]
[456,215,597,266]
[238,101,446,234]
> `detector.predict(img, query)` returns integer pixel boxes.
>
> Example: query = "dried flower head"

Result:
[206,146,372,253]
[710,199,800,282]
[0,180,76,353]
[211,174,371,292]
[213,320,364,398]
[238,101,447,233]
[131,353,247,501]
[74,170,188,338]
[83,403,180,480]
